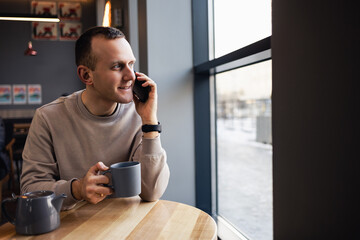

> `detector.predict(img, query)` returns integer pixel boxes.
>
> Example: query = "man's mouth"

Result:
[118,85,132,90]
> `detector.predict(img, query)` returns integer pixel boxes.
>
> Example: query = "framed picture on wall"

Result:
[31,1,57,16]
[59,22,82,41]
[13,85,27,105]
[0,85,11,105]
[28,84,42,105]
[32,22,58,40]
[58,2,81,21]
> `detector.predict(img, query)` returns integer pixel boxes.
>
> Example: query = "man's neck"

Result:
[81,90,118,116]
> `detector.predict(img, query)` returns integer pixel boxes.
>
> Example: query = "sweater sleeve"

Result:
[132,134,170,201]
[20,109,80,210]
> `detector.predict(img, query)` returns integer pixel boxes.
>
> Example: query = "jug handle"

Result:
[1,197,17,225]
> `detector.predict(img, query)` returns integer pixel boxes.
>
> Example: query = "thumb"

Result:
[89,161,109,174]
[97,161,109,171]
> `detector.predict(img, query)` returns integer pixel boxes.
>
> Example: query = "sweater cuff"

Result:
[55,178,82,210]
[141,135,163,155]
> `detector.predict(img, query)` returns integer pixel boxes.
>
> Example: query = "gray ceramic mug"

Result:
[102,162,141,197]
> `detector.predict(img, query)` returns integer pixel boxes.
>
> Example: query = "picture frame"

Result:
[58,2,81,21]
[59,22,82,41]
[28,84,42,105]
[32,22,58,40]
[0,85,11,105]
[31,1,57,16]
[13,85,27,104]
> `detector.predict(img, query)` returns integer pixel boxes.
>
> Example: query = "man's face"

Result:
[89,36,136,104]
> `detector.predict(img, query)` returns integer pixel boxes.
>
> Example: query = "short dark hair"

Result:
[75,26,125,70]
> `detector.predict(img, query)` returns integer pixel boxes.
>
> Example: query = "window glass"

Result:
[216,60,272,239]
[213,0,272,58]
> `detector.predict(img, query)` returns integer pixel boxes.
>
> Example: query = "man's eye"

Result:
[112,64,121,70]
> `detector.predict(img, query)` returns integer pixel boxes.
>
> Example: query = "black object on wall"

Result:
[0,0,96,110]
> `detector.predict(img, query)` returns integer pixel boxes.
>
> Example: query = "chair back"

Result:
[0,117,5,151]
[0,117,10,180]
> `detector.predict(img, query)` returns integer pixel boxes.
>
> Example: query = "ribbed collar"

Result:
[76,90,123,122]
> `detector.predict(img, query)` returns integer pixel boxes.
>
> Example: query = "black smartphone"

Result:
[133,71,150,102]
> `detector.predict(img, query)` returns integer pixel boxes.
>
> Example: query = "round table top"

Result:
[0,197,217,240]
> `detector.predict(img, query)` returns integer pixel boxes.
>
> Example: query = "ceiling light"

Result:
[0,13,60,22]
[102,1,111,27]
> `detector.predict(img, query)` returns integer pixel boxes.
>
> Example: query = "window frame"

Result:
[192,0,272,238]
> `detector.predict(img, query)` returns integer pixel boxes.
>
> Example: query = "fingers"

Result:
[87,185,112,204]
[133,73,157,106]
[90,174,110,185]
[133,72,158,125]
[83,182,113,204]
[80,162,112,204]
[134,72,157,92]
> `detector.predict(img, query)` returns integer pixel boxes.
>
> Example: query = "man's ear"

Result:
[77,65,93,85]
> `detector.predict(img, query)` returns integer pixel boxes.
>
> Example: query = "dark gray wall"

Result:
[0,0,96,109]
[272,0,360,239]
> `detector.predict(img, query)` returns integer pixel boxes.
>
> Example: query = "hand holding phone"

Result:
[133,71,150,102]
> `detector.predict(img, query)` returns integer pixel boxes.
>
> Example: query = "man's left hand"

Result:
[133,72,159,137]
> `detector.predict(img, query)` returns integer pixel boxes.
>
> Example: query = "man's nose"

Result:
[123,66,135,81]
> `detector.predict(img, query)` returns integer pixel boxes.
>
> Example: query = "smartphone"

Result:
[133,71,150,102]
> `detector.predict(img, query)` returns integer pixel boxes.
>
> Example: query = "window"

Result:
[216,60,272,239]
[213,0,271,58]
[213,1,272,238]
[193,0,272,239]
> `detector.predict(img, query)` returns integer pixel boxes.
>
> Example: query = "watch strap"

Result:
[142,122,162,133]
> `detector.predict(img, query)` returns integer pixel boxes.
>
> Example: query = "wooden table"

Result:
[0,197,217,239]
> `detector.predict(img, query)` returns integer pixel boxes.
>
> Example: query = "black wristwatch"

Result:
[142,122,162,133]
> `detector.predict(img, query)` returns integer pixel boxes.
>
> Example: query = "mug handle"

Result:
[101,170,114,189]
[1,197,17,225]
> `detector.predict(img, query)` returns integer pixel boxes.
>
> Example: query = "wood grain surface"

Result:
[0,197,217,239]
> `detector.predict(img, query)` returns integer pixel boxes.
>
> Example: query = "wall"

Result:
[0,0,96,111]
[1,0,195,207]
[129,0,195,206]
[272,0,360,239]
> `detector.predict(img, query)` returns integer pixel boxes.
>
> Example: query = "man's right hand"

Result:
[71,161,113,204]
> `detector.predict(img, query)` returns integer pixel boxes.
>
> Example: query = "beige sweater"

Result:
[21,90,169,210]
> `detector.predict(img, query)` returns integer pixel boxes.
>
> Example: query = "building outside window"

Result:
[216,61,272,240]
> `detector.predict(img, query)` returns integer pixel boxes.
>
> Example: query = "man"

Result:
[21,27,170,210]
